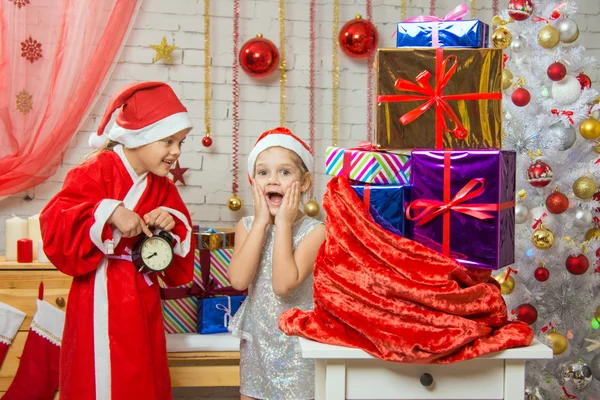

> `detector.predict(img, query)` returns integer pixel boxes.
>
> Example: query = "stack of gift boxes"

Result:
[160,227,247,334]
[326,8,516,271]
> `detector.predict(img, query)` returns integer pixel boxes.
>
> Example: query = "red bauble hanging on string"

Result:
[512,87,531,107]
[545,190,569,214]
[508,0,534,21]
[239,34,280,78]
[202,136,213,147]
[547,62,567,81]
[513,304,538,325]
[338,14,379,59]
[534,266,550,282]
[527,160,553,188]
[566,254,589,275]
[577,72,592,90]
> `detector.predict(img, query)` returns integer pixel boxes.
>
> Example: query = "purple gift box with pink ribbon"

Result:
[396,4,488,48]
[406,150,516,270]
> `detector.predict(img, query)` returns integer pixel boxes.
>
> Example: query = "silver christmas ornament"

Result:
[556,18,579,43]
[573,207,593,228]
[591,353,600,380]
[510,37,526,53]
[552,75,582,105]
[561,359,593,392]
[542,123,576,151]
[515,203,530,224]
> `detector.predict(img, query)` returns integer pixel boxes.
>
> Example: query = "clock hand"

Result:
[147,252,158,259]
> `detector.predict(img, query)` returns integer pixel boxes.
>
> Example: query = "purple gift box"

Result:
[407,150,516,270]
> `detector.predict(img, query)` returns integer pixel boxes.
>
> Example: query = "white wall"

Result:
[2,0,600,251]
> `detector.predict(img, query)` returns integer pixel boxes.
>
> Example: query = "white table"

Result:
[299,338,553,400]
[166,332,240,352]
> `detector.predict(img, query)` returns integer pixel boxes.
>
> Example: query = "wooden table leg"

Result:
[504,360,526,400]
[325,359,346,400]
[315,360,326,400]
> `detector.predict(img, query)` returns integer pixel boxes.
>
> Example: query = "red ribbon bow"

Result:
[377,48,502,149]
[532,212,547,229]
[551,109,575,125]
[502,53,508,69]
[540,322,554,333]
[406,179,497,226]
[562,386,578,399]
[532,2,567,22]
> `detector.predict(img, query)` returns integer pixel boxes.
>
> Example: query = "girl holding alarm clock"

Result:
[40,82,194,400]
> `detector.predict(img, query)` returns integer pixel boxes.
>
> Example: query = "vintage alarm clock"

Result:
[131,230,175,273]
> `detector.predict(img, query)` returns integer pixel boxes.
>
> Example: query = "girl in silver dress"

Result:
[228,127,326,400]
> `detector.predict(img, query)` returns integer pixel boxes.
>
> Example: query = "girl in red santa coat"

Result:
[227,127,326,400]
[40,82,195,400]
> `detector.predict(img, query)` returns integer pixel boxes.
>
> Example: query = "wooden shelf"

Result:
[0,256,56,271]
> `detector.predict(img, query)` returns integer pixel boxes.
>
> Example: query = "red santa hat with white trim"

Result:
[89,82,193,149]
[247,127,313,181]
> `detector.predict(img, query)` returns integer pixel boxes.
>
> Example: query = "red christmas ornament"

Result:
[508,0,534,21]
[566,254,589,275]
[513,304,538,325]
[169,160,189,185]
[534,266,550,282]
[597,247,600,258]
[512,87,531,107]
[338,14,379,59]
[547,62,567,82]
[202,136,213,147]
[577,72,592,90]
[527,160,553,188]
[593,191,600,212]
[239,34,279,78]
[545,190,569,214]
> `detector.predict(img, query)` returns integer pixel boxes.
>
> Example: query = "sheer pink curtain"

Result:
[0,0,141,197]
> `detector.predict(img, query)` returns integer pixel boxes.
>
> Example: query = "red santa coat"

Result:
[40,145,194,400]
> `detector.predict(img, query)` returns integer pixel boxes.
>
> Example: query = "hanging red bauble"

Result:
[547,62,567,82]
[534,266,550,282]
[545,190,569,214]
[512,87,531,107]
[239,34,280,78]
[527,160,553,188]
[566,254,589,275]
[577,72,592,90]
[508,0,534,21]
[202,136,213,147]
[597,247,600,258]
[338,14,379,59]
[593,191,600,212]
[514,304,538,325]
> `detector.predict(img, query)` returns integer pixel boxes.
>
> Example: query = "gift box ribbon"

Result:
[341,141,379,180]
[160,250,244,300]
[402,4,471,47]
[405,151,514,256]
[215,296,233,328]
[376,48,502,149]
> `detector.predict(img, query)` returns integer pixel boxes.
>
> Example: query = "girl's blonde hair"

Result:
[83,140,120,162]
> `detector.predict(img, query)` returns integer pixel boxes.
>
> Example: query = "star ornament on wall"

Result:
[169,161,188,185]
[150,36,178,64]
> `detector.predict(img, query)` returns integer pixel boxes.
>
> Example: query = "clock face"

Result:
[141,236,173,272]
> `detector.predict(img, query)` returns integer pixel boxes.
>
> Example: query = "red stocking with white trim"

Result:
[0,302,26,369]
[2,286,65,400]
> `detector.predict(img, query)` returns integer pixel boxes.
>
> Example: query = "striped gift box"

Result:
[325,146,411,185]
[161,248,235,333]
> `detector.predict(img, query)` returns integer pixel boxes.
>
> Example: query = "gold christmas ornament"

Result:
[491,27,512,49]
[547,330,568,355]
[579,118,600,140]
[502,69,514,91]
[303,199,320,217]
[573,177,597,199]
[532,225,555,249]
[493,272,515,295]
[594,140,600,154]
[150,36,178,63]
[227,195,243,211]
[586,227,600,241]
[537,24,560,49]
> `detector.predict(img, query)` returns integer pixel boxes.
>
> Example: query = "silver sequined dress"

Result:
[229,215,322,400]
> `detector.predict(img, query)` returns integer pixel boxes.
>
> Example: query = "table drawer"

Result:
[0,271,71,330]
[345,358,504,399]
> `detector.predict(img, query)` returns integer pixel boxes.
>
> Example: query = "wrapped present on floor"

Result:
[375,47,503,150]
[160,228,244,333]
[193,226,235,250]
[198,295,246,334]
[406,150,516,270]
[352,184,412,238]
[396,5,488,48]
[325,143,411,185]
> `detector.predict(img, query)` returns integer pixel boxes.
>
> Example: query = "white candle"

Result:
[5,215,28,261]
[38,240,49,263]
[28,214,42,260]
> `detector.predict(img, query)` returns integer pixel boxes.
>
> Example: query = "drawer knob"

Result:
[420,373,433,387]
[55,297,66,308]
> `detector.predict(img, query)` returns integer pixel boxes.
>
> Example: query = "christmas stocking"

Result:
[0,302,26,369]
[2,285,65,400]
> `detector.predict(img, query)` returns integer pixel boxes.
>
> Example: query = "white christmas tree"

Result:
[498,0,600,398]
